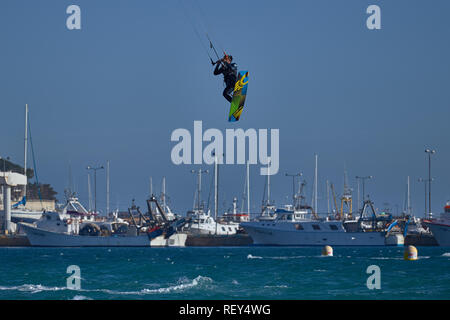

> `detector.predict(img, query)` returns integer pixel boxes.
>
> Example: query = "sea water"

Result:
[0,247,449,300]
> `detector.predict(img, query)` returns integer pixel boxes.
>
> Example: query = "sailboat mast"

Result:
[214,155,218,235]
[24,104,28,198]
[106,160,110,216]
[407,176,411,216]
[87,172,93,212]
[198,170,202,210]
[267,157,271,205]
[247,161,250,215]
[162,176,166,210]
[327,180,330,215]
[314,154,318,214]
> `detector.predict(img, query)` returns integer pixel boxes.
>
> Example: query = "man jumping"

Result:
[213,54,238,103]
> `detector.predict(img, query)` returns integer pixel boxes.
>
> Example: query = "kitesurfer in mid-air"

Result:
[213,54,237,103]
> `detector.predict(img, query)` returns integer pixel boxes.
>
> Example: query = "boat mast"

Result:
[106,160,110,216]
[214,154,218,235]
[314,154,318,214]
[191,169,208,211]
[24,104,28,198]
[407,176,411,216]
[150,176,153,196]
[162,176,166,210]
[247,161,250,216]
[326,180,330,216]
[267,157,271,206]
[87,172,93,212]
[68,161,74,194]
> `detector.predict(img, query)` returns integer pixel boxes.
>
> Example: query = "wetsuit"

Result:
[213,60,238,103]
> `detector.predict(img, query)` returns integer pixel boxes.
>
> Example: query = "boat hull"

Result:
[242,223,387,246]
[20,223,186,247]
[422,221,450,246]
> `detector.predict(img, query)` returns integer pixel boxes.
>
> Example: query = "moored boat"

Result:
[422,202,450,246]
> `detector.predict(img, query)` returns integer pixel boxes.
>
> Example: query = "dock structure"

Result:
[1,172,27,234]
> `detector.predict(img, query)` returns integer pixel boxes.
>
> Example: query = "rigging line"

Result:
[27,111,43,207]
[206,33,221,61]
[206,168,214,213]
[193,0,225,52]
[241,173,246,213]
[178,0,214,63]
[192,176,197,210]
[262,176,267,206]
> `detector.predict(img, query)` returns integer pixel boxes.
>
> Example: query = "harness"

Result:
[223,62,238,85]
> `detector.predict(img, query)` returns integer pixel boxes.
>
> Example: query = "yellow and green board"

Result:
[228,71,249,122]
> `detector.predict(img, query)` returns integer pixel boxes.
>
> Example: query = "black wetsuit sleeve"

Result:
[213,62,223,75]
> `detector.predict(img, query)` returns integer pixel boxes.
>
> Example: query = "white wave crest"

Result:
[0,284,68,294]
[247,254,304,260]
[99,275,213,295]
[263,285,288,288]
[442,252,450,257]
[71,295,92,300]
[0,276,213,297]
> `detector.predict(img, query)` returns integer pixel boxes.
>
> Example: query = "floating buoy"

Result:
[322,245,333,257]
[404,245,418,260]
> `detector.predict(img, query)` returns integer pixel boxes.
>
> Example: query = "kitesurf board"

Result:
[228,70,249,122]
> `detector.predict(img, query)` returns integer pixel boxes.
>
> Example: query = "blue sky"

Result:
[1,0,449,217]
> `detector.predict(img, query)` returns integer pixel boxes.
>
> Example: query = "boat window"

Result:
[287,214,292,220]
[294,224,303,230]
[228,227,232,231]
[221,227,226,231]
[329,225,338,230]
[312,224,321,230]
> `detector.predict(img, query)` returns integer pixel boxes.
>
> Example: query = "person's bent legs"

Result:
[223,84,234,103]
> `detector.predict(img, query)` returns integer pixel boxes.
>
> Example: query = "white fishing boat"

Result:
[241,210,387,246]
[19,195,187,247]
[242,195,400,246]
[422,202,450,246]
[184,208,239,235]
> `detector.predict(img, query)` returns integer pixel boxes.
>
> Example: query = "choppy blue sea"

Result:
[0,247,449,300]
